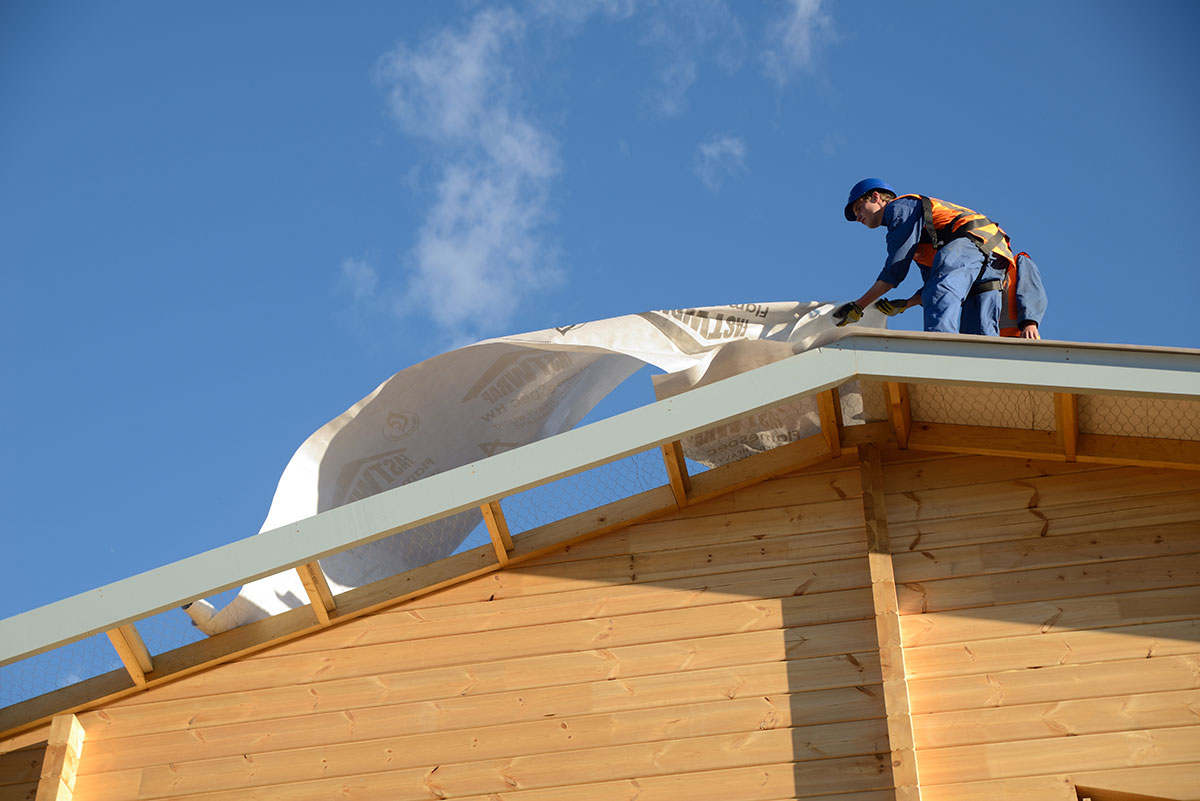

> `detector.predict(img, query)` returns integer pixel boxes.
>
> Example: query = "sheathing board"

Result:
[3,451,1199,800]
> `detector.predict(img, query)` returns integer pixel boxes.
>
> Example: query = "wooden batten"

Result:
[34,714,84,801]
[104,625,152,687]
[858,443,921,800]
[906,421,1200,471]
[884,383,912,450]
[480,500,514,566]
[660,440,692,508]
[1055,392,1080,462]
[818,388,844,459]
[295,562,336,625]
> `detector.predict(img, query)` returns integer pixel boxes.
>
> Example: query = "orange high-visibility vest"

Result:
[898,194,1025,337]
[896,194,1015,270]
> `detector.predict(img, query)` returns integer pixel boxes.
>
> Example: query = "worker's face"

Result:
[853,192,887,229]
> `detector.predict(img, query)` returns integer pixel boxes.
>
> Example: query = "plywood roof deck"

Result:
[1,330,1198,745]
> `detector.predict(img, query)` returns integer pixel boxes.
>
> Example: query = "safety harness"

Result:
[898,194,1030,336]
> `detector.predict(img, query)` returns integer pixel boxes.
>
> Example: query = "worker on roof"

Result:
[833,179,1046,338]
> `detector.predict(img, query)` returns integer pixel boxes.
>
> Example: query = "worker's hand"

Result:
[832,302,863,327]
[873,297,908,317]
[1020,322,1041,340]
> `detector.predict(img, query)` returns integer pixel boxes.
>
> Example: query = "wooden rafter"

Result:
[817,388,843,459]
[104,624,152,687]
[295,562,336,626]
[34,713,84,801]
[1055,392,1080,462]
[857,443,921,800]
[481,500,514,566]
[661,440,692,508]
[884,382,912,450]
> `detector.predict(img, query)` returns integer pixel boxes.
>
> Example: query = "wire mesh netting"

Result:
[844,379,889,425]
[909,384,1056,431]
[0,633,122,708]
[1079,394,1200,439]
[502,448,670,535]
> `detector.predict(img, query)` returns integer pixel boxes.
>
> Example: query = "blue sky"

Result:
[2,0,1198,623]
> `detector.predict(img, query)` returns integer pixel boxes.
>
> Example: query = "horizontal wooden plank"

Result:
[0,743,42,787]
[83,623,881,740]
[369,557,872,639]
[1077,431,1200,471]
[888,489,1200,553]
[77,705,883,796]
[909,653,1200,716]
[892,466,1200,525]
[901,585,1200,648]
[909,422,1200,472]
[920,764,1200,801]
[0,782,36,801]
[886,465,1200,527]
[105,591,876,704]
[892,520,1200,585]
[82,689,849,774]
[531,497,867,568]
[917,725,1200,785]
[443,767,897,801]
[0,726,51,759]
[86,757,898,801]
[262,570,875,658]
[913,687,1200,749]
[898,553,1200,615]
[362,526,869,615]
[879,453,1109,495]
[118,718,892,799]
[904,618,1200,680]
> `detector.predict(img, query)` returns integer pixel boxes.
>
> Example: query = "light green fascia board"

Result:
[2,334,1197,667]
[829,332,1200,399]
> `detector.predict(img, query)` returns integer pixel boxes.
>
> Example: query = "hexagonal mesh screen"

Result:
[908,384,1056,430]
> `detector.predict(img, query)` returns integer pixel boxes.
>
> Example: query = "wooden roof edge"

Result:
[2,336,1197,671]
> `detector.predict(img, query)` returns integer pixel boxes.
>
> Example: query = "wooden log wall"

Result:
[0,740,44,801]
[61,455,897,801]
[886,454,1200,800]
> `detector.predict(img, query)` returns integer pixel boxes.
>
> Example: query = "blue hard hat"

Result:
[844,178,895,221]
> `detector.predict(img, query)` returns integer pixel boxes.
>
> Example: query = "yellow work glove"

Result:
[873,297,908,316]
[832,302,863,327]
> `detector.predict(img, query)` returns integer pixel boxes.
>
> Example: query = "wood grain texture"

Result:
[897,553,1200,615]
[917,725,1200,785]
[909,653,1200,716]
[912,689,1200,749]
[900,585,1200,648]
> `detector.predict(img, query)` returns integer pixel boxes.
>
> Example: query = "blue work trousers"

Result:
[922,238,1003,336]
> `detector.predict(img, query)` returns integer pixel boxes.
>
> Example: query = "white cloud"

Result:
[370,8,561,341]
[339,258,378,304]
[763,0,835,85]
[694,134,747,192]
[640,0,744,116]
[530,0,638,28]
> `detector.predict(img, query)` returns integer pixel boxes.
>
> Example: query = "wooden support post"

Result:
[661,440,692,508]
[817,388,843,459]
[884,382,912,450]
[295,562,336,626]
[481,500,514,566]
[104,624,152,687]
[1055,392,1079,462]
[858,443,921,801]
[35,713,84,801]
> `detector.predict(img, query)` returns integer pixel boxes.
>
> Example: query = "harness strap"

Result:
[920,196,942,249]
[968,278,1003,297]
